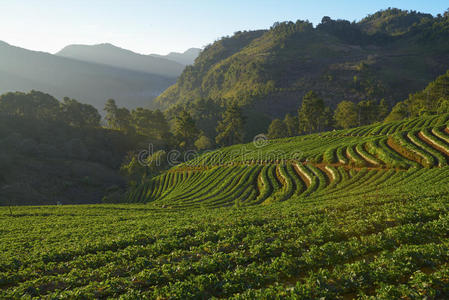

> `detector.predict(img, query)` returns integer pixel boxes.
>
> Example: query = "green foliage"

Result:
[283,113,298,136]
[0,91,101,128]
[215,102,245,146]
[194,135,213,151]
[358,8,433,35]
[387,70,449,121]
[267,119,288,139]
[60,97,101,128]
[174,111,199,149]
[334,100,358,129]
[3,113,449,298]
[155,9,449,132]
[298,91,332,134]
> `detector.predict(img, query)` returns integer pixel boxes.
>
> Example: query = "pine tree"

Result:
[267,119,288,139]
[334,101,358,129]
[174,111,199,149]
[298,91,325,134]
[215,102,245,146]
[283,113,298,137]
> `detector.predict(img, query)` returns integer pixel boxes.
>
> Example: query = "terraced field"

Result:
[128,113,449,208]
[3,114,449,299]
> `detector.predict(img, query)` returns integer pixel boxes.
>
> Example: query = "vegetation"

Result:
[126,113,449,206]
[3,7,449,298]
[387,70,449,121]
[2,113,449,298]
[155,8,449,136]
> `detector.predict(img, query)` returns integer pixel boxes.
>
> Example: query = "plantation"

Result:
[3,113,449,298]
[126,113,449,208]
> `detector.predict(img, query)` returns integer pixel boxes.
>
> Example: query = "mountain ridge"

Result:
[56,43,185,77]
[154,8,449,129]
[0,41,177,110]
[150,48,202,65]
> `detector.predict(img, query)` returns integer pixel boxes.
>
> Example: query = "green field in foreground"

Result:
[3,114,449,298]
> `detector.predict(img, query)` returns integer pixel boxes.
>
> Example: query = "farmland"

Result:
[2,113,449,298]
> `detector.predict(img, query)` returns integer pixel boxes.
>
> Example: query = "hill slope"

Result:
[3,114,449,298]
[128,113,449,208]
[0,41,176,110]
[155,9,449,122]
[56,43,185,77]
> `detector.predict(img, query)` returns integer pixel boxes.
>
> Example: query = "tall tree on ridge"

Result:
[283,113,298,137]
[215,102,245,146]
[298,91,325,134]
[174,110,199,149]
[334,100,359,129]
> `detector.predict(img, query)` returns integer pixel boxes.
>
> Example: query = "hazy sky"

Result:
[0,0,447,55]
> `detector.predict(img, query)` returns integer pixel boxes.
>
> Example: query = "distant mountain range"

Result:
[0,41,200,110]
[150,48,201,65]
[56,43,200,77]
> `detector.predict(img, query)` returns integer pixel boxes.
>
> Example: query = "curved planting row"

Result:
[127,124,449,207]
[128,162,348,207]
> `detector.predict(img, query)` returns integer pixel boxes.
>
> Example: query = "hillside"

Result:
[155,9,449,131]
[56,43,186,77]
[151,48,202,65]
[0,110,139,205]
[0,41,176,110]
[128,113,449,207]
[387,70,449,121]
[3,113,449,298]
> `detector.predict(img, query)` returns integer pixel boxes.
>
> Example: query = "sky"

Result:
[0,0,447,55]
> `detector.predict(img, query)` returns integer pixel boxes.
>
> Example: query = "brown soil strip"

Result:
[292,163,311,187]
[317,165,332,185]
[445,127,449,135]
[386,136,424,166]
[418,132,449,157]
[275,165,286,186]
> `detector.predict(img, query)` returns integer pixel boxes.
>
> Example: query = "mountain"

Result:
[358,8,433,35]
[56,43,185,78]
[0,41,176,110]
[154,9,449,132]
[151,48,202,65]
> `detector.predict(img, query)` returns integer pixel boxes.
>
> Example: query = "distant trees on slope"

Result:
[0,91,101,127]
[267,91,389,138]
[386,70,449,121]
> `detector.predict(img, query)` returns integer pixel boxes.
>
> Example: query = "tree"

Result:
[189,98,223,139]
[174,111,199,149]
[104,99,133,133]
[437,98,449,114]
[104,99,119,128]
[321,106,335,131]
[334,101,358,129]
[0,91,60,121]
[385,102,409,122]
[378,99,389,121]
[61,97,101,127]
[267,119,288,139]
[194,135,213,150]
[298,91,325,134]
[283,113,298,137]
[151,110,172,141]
[215,102,245,146]
[358,100,378,126]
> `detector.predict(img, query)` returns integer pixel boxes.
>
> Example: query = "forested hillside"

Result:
[156,8,449,135]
